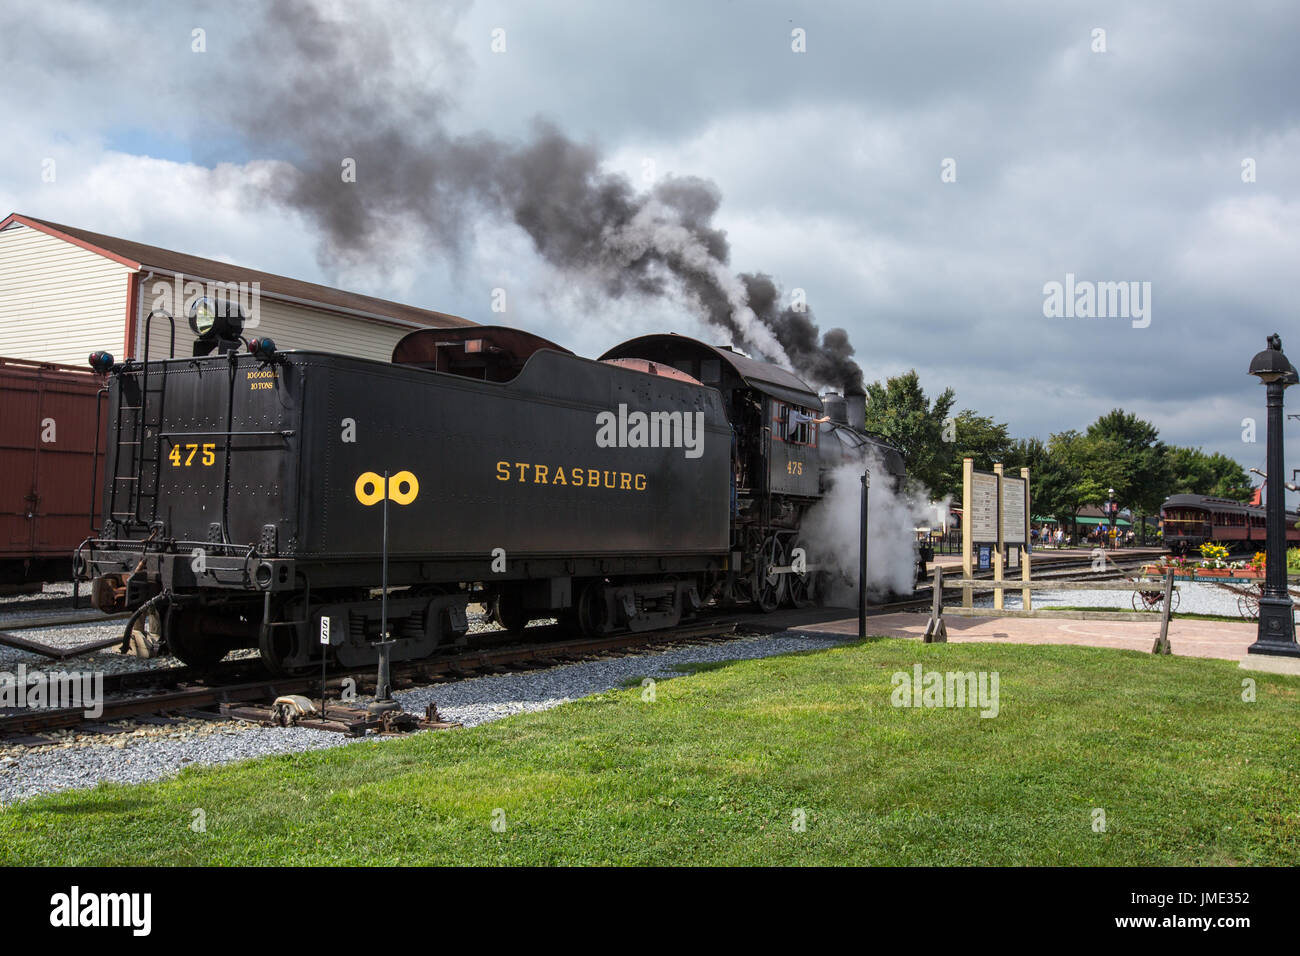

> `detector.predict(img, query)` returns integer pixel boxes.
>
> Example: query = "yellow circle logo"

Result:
[354,471,419,506]
[388,471,419,505]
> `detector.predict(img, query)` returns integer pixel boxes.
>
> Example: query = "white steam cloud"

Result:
[802,455,946,602]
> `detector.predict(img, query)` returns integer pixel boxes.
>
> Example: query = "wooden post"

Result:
[1152,568,1174,654]
[924,565,948,643]
[1021,465,1032,611]
[962,457,973,609]
[993,462,1005,611]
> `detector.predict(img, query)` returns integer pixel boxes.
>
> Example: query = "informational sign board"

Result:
[1001,476,1027,544]
[320,616,331,646]
[970,472,999,542]
[961,458,1032,611]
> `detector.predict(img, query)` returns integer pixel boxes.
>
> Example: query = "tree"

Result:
[1004,436,1050,516]
[1037,430,1122,538]
[939,410,1015,502]
[1084,409,1172,517]
[862,370,956,496]
[1167,447,1253,500]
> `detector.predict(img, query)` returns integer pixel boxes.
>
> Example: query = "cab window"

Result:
[773,401,816,446]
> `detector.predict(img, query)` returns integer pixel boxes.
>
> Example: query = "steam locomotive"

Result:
[77,308,918,672]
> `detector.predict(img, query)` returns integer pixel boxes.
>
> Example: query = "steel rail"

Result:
[0,619,740,739]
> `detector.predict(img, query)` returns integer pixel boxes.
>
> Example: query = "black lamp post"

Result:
[1247,334,1298,657]
[1106,488,1116,549]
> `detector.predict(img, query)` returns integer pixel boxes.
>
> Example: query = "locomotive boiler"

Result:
[78,313,916,672]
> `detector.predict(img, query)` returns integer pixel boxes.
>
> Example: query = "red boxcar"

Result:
[0,356,105,583]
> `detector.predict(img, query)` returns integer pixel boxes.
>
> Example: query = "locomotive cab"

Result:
[600,333,914,608]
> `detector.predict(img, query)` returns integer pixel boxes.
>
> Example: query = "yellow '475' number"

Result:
[169,442,216,467]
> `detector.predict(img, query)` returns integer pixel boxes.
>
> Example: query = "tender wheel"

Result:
[754,536,788,613]
[489,590,530,633]
[576,581,611,637]
[257,617,297,676]
[165,607,229,669]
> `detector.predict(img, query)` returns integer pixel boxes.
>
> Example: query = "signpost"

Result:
[319,615,330,717]
[962,458,1032,611]
[1001,471,1031,609]
[963,459,999,608]
[992,464,1005,609]
[1019,466,1032,609]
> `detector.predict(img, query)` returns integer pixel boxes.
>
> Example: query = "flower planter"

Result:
[1230,570,1265,579]
[1198,569,1231,578]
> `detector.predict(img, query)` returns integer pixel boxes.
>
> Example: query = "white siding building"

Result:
[0,213,473,366]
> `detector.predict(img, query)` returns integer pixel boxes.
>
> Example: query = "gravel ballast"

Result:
[0,630,847,805]
[974,580,1275,617]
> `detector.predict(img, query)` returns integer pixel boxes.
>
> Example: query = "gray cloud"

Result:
[1,0,1298,486]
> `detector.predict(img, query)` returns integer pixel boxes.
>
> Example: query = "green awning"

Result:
[1072,516,1132,527]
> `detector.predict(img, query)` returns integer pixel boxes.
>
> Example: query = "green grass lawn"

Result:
[2,639,1297,866]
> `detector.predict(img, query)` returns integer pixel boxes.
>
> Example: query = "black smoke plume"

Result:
[741,274,864,392]
[226,0,862,391]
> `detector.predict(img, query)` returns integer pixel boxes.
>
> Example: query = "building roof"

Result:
[1,213,475,331]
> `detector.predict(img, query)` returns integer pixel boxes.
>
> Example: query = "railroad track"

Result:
[0,609,129,633]
[0,553,1169,743]
[0,618,744,743]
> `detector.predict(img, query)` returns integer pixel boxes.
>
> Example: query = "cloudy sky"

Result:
[2,0,1297,490]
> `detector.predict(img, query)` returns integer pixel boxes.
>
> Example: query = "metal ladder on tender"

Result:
[108,313,175,532]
